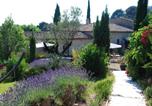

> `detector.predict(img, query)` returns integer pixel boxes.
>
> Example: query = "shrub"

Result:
[24,67,46,78]
[0,17,27,61]
[147,99,152,106]
[29,35,36,62]
[144,86,152,99]
[48,53,70,70]
[125,26,152,80]
[94,75,114,104]
[144,86,152,106]
[0,67,88,106]
[52,76,88,105]
[78,43,108,78]
[5,53,29,81]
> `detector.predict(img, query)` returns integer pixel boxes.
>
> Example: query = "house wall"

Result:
[110,32,131,43]
[25,31,132,55]
[70,39,92,52]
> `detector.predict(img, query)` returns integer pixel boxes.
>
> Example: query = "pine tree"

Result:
[134,0,148,30]
[29,33,36,62]
[86,0,91,24]
[53,4,61,25]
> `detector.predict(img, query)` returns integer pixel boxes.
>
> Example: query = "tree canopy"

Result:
[134,0,148,30]
[50,7,82,55]
[94,7,110,53]
[53,4,61,25]
[111,9,125,19]
[86,0,91,24]
[0,17,27,61]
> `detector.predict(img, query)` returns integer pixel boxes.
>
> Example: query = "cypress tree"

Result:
[53,4,61,25]
[93,16,100,45]
[96,7,110,53]
[103,7,110,53]
[86,0,91,24]
[29,33,36,62]
[134,0,148,30]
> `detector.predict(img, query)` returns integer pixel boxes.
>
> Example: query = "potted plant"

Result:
[119,57,127,70]
[120,63,126,70]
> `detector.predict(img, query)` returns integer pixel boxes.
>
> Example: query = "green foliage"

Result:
[23,76,88,106]
[0,82,15,94]
[125,26,152,80]
[94,76,114,103]
[147,99,152,106]
[25,67,46,78]
[38,22,50,31]
[51,6,81,55]
[89,75,114,106]
[86,0,91,23]
[48,54,70,70]
[0,17,27,61]
[78,44,108,78]
[53,4,61,25]
[144,86,152,99]
[144,86,152,106]
[5,53,29,81]
[21,24,40,32]
[93,16,100,46]
[141,11,152,27]
[111,9,125,19]
[134,0,148,30]
[19,85,54,106]
[52,76,88,105]
[93,7,110,53]
[29,35,36,62]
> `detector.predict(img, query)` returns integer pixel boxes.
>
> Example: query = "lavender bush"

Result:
[30,58,49,68]
[0,66,88,106]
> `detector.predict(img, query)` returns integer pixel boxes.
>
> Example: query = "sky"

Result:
[0,0,152,25]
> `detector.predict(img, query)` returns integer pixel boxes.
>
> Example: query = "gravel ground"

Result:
[108,71,146,106]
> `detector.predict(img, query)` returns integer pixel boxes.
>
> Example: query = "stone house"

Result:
[25,22,133,54]
[70,23,133,52]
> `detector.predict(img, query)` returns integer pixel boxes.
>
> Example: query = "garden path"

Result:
[108,70,146,106]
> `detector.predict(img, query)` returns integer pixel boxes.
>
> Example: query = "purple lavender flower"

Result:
[0,66,88,106]
[30,58,49,68]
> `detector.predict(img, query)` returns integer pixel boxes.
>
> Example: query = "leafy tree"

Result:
[125,6,137,20]
[29,33,36,62]
[50,7,82,56]
[38,22,49,31]
[53,4,61,25]
[111,9,125,19]
[22,24,40,32]
[86,0,91,24]
[0,17,27,61]
[134,0,148,30]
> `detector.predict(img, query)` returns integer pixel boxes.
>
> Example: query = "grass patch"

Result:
[88,74,115,106]
[0,82,15,94]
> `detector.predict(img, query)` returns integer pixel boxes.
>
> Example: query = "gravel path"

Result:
[108,71,146,106]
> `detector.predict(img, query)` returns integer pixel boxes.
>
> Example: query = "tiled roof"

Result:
[79,24,93,32]
[79,23,133,32]
[110,17,134,29]
[109,23,133,32]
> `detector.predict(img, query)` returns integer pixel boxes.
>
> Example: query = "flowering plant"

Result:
[141,29,152,46]
[125,25,152,80]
